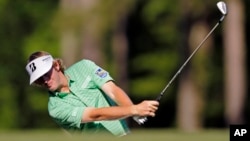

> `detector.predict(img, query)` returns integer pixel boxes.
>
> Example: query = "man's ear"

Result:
[53,61,60,72]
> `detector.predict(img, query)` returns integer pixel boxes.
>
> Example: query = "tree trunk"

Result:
[177,21,212,131]
[59,0,103,66]
[176,0,215,131]
[223,0,246,125]
[111,16,129,91]
[80,0,104,65]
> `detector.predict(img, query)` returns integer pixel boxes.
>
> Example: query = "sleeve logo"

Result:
[95,68,107,78]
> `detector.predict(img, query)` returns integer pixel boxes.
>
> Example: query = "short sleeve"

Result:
[48,97,85,129]
[84,60,113,88]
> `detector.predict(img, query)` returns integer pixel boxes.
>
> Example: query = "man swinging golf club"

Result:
[25,51,159,136]
[25,0,227,136]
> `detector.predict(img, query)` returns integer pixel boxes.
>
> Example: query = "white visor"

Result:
[26,55,53,84]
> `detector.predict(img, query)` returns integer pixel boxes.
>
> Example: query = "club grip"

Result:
[156,94,162,102]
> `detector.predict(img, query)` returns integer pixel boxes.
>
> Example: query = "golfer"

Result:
[25,51,159,136]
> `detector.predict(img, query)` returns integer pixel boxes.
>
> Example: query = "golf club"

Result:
[136,1,228,125]
[156,1,227,102]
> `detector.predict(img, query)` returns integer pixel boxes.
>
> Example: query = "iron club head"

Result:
[217,1,227,15]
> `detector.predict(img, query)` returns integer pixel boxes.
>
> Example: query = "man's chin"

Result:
[48,86,56,92]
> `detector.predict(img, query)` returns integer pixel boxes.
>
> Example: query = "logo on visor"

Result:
[29,62,37,72]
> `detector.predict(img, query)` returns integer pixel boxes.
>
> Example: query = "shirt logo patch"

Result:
[95,68,107,78]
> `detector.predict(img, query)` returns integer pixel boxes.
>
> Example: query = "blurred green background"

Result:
[0,0,249,140]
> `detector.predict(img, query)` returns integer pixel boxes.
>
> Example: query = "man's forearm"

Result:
[81,106,135,123]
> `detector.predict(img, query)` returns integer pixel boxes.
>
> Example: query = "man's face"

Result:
[35,63,62,92]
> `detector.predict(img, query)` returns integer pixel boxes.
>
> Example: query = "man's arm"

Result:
[82,74,158,124]
[81,100,159,123]
[101,81,134,106]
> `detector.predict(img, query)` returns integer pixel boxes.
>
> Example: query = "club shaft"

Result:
[156,18,223,102]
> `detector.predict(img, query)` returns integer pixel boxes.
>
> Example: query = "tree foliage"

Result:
[0,0,59,129]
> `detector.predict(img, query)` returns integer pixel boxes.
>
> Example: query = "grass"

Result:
[0,129,229,141]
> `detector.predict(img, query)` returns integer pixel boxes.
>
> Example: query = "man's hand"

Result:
[132,100,159,124]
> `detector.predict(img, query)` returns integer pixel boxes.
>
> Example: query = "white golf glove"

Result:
[133,116,148,125]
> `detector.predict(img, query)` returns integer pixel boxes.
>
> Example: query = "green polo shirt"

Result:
[48,59,129,136]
